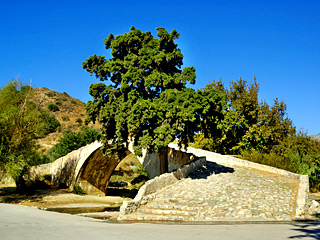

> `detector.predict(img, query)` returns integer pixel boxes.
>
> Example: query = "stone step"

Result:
[141,202,202,210]
[137,207,198,216]
[118,213,193,222]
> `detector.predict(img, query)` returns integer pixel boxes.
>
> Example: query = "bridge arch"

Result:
[28,141,195,195]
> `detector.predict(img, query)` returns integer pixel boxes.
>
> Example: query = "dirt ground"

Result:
[0,187,128,209]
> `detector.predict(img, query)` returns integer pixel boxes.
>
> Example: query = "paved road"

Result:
[1,203,319,240]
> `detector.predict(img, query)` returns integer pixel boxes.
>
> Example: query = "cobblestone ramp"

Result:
[120,162,299,222]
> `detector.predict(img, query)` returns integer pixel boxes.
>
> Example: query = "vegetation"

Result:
[47,126,101,161]
[47,103,59,112]
[0,80,59,189]
[241,134,320,192]
[83,26,224,157]
[61,115,70,121]
[191,78,296,155]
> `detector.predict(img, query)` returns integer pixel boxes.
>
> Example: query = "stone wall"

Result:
[119,157,206,216]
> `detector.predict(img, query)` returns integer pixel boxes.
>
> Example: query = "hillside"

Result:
[32,87,99,152]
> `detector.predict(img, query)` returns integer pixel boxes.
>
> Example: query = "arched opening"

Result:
[106,153,149,198]
[75,147,149,197]
[76,147,131,195]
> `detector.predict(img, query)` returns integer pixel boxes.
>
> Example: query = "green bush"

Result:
[47,126,101,161]
[73,184,84,195]
[47,103,59,112]
[37,112,60,137]
[76,118,83,126]
[240,135,320,192]
[61,115,70,121]
[45,91,55,97]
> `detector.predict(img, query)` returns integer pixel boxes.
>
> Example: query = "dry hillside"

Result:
[31,87,99,152]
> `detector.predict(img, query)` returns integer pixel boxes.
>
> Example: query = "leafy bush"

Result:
[55,101,62,106]
[36,111,60,137]
[45,91,55,97]
[73,184,84,195]
[47,103,59,112]
[47,126,101,161]
[61,115,70,121]
[76,118,83,126]
[240,135,320,191]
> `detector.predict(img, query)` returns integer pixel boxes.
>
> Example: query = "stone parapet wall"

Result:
[119,157,206,216]
[168,143,310,220]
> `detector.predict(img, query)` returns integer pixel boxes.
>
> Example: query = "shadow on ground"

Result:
[290,222,320,239]
[187,161,234,179]
[0,187,68,204]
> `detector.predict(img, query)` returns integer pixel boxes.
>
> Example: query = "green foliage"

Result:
[133,165,148,177]
[36,111,60,137]
[0,80,54,188]
[75,118,83,126]
[47,126,101,161]
[45,91,55,97]
[61,115,70,121]
[47,103,59,112]
[191,78,295,155]
[73,184,84,195]
[83,26,224,157]
[240,135,320,191]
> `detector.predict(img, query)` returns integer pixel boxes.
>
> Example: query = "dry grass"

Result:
[31,87,100,153]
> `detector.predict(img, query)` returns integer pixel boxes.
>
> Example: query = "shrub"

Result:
[47,126,101,161]
[55,101,62,106]
[45,91,55,97]
[76,118,83,126]
[47,103,59,112]
[41,112,60,136]
[61,115,70,121]
[73,184,84,195]
[240,135,320,192]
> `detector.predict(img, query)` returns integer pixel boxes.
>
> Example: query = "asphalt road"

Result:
[0,203,319,240]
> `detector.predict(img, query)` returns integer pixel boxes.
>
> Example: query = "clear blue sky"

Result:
[1,0,319,134]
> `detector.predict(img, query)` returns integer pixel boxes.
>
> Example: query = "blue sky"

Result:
[1,0,319,134]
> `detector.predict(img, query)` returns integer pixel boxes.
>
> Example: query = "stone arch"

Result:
[28,141,195,195]
[75,146,132,195]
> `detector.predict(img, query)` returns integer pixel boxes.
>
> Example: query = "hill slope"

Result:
[32,87,99,152]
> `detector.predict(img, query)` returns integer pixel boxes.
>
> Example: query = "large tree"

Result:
[83,27,223,156]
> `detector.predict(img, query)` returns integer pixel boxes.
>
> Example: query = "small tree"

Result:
[0,80,52,188]
[83,27,210,156]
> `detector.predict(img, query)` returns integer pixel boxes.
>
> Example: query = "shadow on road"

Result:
[289,222,320,239]
[187,161,234,179]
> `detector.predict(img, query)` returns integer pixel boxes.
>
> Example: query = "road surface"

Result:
[0,203,319,240]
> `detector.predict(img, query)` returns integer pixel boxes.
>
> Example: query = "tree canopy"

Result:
[192,78,296,154]
[83,27,224,156]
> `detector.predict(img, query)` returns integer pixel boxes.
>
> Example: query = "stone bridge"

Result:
[28,141,195,195]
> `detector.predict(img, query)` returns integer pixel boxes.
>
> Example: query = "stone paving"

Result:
[120,162,300,222]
